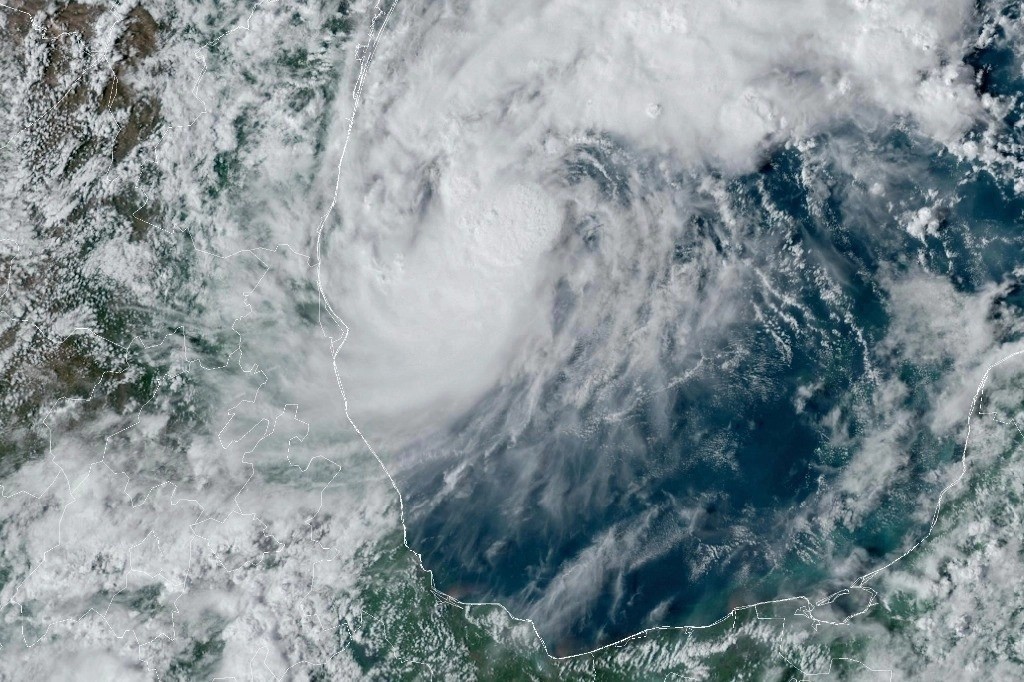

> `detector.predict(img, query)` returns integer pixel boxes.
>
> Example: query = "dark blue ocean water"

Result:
[397,18,1024,653]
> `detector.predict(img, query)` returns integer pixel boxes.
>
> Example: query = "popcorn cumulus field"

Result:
[3,0,1024,679]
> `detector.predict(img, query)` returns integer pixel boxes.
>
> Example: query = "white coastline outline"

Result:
[308,0,1024,667]
[1,0,1021,677]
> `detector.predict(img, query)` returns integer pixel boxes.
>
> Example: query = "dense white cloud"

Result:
[322,0,988,446]
[5,0,1023,671]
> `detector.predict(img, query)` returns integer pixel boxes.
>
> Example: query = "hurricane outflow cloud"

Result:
[312,0,1024,650]
[7,0,1024,674]
[323,0,984,442]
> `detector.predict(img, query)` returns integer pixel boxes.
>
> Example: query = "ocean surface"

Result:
[4,0,1024,677]
[397,129,1024,651]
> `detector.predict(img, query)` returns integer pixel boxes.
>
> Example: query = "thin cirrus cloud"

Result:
[322,0,984,447]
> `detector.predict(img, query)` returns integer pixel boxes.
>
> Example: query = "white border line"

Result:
[308,0,1024,664]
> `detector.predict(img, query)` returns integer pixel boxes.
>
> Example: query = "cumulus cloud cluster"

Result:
[323,0,987,442]
[303,0,1024,651]
[3,0,1023,669]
